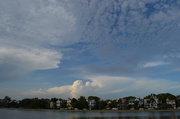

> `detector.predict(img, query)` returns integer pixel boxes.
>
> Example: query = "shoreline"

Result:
[1,108,180,113]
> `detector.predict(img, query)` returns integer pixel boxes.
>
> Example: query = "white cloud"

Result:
[24,75,180,99]
[22,85,71,99]
[0,47,62,70]
[67,0,180,75]
[0,46,62,81]
[47,86,71,95]
[0,0,76,81]
[139,61,169,68]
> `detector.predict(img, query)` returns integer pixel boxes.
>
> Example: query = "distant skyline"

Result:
[0,0,180,100]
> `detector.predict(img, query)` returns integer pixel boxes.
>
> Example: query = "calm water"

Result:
[0,109,180,119]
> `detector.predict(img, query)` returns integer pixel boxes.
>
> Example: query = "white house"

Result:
[56,100,61,108]
[50,102,54,109]
[88,99,96,110]
[66,99,72,109]
[144,94,159,109]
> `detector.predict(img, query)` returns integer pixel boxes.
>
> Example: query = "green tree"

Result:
[99,100,107,110]
[123,96,136,104]
[51,98,58,103]
[157,93,176,104]
[117,99,122,104]
[177,100,180,107]
[108,100,118,108]
[71,98,78,109]
[4,96,11,102]
[157,93,176,109]
[160,103,173,110]
[19,98,49,109]
[0,99,2,107]
[88,96,100,101]
[19,98,32,108]
[2,96,12,107]
[134,101,139,109]
[10,100,19,108]
[77,96,88,109]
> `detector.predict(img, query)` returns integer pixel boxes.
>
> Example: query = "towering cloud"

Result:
[23,75,180,99]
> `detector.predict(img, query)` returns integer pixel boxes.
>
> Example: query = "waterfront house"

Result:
[88,99,96,110]
[143,94,159,109]
[56,100,61,108]
[50,101,54,109]
[66,98,73,109]
[137,98,144,108]
[128,98,136,105]
[166,98,176,109]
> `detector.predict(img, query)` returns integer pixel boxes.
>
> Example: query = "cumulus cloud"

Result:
[70,80,100,98]
[24,75,180,99]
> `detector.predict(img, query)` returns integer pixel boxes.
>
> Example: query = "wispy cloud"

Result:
[139,61,169,68]
[0,0,75,81]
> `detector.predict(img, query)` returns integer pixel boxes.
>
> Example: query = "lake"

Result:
[0,109,180,119]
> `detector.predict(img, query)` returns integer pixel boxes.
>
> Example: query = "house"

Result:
[144,99,150,109]
[121,98,126,104]
[66,99,73,109]
[153,97,159,109]
[128,98,136,105]
[88,99,96,110]
[118,104,127,110]
[106,100,112,109]
[50,101,54,109]
[166,98,176,109]
[56,100,61,108]
[144,94,159,109]
[137,98,144,108]
[50,99,66,109]
[117,98,127,109]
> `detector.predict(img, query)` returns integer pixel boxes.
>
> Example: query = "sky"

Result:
[0,0,180,100]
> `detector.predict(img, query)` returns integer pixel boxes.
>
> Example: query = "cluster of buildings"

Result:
[49,94,180,110]
[0,94,180,110]
[116,94,176,110]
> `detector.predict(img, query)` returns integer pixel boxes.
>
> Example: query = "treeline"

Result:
[0,96,50,109]
[0,93,180,110]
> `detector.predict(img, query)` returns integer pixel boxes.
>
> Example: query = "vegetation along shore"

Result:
[1,93,180,111]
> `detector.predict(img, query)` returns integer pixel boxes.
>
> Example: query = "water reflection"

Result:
[71,111,180,119]
[73,116,179,119]
[0,109,179,119]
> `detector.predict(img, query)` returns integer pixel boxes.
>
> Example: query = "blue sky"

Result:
[0,0,180,100]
